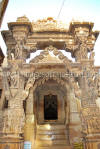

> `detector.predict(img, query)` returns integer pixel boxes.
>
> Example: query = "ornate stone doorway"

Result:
[44,94,58,120]
[34,79,67,124]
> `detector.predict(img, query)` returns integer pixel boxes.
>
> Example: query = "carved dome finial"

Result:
[17,15,29,22]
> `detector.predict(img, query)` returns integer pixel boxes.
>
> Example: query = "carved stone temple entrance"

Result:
[31,79,71,149]
[0,16,100,149]
[35,80,66,125]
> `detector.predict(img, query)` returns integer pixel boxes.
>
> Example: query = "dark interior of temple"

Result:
[44,94,58,120]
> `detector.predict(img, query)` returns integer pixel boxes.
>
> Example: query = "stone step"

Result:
[37,125,66,130]
[35,145,72,149]
[35,124,69,148]
[36,134,67,140]
[35,140,68,147]
[37,129,66,135]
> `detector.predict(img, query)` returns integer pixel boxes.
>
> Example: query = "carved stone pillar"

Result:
[0,90,4,134]
[24,88,35,149]
[3,98,25,135]
[0,98,24,149]
[68,90,82,146]
[80,106,100,149]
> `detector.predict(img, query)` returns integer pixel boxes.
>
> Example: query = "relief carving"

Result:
[82,107,100,134]
[2,58,35,134]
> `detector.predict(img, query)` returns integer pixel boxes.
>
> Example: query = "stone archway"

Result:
[34,78,68,124]
[24,75,80,148]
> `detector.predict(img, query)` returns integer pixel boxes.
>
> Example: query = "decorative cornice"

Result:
[69,21,94,33]
[1,16,100,62]
[32,17,69,32]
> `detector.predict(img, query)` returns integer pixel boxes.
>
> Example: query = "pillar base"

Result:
[0,135,24,149]
[85,134,100,149]
[24,114,35,149]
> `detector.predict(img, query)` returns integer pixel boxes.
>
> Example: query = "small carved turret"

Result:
[7,16,32,60]
[69,22,99,62]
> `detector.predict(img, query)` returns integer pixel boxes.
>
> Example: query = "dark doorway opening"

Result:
[23,100,26,114]
[4,98,8,109]
[0,89,2,98]
[44,94,58,120]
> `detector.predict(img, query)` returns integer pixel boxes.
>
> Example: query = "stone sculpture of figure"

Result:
[73,79,82,100]
[80,42,88,59]
[2,55,35,101]
[89,51,95,60]
[15,40,23,59]
[11,53,15,60]
[73,35,88,61]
